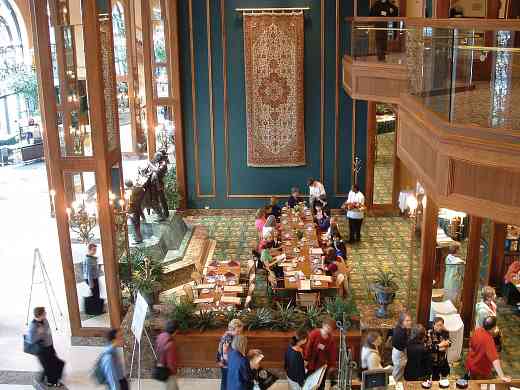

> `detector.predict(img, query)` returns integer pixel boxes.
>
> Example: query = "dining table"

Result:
[277,206,337,291]
[193,260,245,310]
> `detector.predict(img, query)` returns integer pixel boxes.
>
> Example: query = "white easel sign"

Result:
[131,292,148,343]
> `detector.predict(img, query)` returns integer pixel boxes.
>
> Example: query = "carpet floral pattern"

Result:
[182,210,520,376]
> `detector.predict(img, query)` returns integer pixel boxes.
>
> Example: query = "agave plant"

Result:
[372,268,399,290]
[296,305,325,330]
[243,307,273,330]
[192,310,220,332]
[324,296,359,325]
[273,301,298,331]
[217,306,241,325]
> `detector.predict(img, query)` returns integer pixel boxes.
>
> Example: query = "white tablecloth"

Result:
[430,300,464,362]
[398,190,414,213]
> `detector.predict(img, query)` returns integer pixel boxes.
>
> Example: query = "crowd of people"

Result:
[356,287,512,385]
[22,179,516,389]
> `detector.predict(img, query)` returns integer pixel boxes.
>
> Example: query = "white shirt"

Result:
[346,190,365,219]
[309,182,326,199]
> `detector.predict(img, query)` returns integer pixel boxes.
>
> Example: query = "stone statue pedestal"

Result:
[128,211,193,266]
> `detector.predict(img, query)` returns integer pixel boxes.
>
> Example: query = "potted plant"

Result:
[132,255,164,306]
[324,296,359,327]
[370,268,399,318]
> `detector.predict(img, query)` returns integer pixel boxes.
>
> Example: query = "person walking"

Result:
[28,307,65,387]
[304,318,338,390]
[100,329,129,390]
[465,317,511,382]
[227,335,255,390]
[216,319,244,390]
[284,329,309,390]
[156,320,179,390]
[342,185,365,243]
[391,311,412,382]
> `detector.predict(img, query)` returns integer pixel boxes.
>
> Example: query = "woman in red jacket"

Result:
[155,321,179,390]
[304,318,337,390]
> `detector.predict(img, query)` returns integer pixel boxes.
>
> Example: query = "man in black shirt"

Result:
[369,0,399,61]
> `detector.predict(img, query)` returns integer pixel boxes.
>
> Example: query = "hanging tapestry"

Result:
[243,12,305,167]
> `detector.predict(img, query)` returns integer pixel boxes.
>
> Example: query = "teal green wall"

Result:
[178,0,368,208]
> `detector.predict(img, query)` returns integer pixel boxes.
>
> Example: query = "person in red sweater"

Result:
[304,318,338,390]
[156,320,179,390]
[466,316,510,383]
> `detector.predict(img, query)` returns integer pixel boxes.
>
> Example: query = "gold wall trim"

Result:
[334,0,348,197]
[320,0,325,183]
[190,0,216,198]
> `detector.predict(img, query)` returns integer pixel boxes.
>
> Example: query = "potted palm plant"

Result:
[370,268,399,318]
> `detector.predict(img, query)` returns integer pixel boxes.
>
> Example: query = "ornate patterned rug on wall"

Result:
[243,12,305,167]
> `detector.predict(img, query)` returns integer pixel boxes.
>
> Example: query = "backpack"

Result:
[91,353,108,385]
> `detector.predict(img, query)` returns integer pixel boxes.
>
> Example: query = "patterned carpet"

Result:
[374,132,395,205]
[182,209,520,376]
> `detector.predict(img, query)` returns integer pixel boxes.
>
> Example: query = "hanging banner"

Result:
[243,12,306,167]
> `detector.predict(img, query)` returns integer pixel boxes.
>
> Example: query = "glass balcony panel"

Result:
[407,22,520,130]
[350,19,406,65]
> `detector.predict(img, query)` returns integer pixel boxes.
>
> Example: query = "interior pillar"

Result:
[416,196,439,326]
[489,223,507,289]
[461,216,483,336]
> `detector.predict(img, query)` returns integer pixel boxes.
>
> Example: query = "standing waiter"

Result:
[370,0,399,61]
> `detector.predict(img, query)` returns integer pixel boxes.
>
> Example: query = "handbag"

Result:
[23,334,41,355]
[254,367,278,390]
[152,365,170,382]
[152,340,171,382]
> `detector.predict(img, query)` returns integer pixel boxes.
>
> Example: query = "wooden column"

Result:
[365,102,376,208]
[435,0,450,17]
[165,0,187,209]
[416,196,439,326]
[461,216,483,336]
[30,0,83,336]
[488,223,507,289]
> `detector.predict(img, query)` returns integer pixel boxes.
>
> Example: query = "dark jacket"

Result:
[404,342,432,381]
[227,349,254,390]
[392,325,409,352]
[369,0,399,17]
[285,346,306,386]
[288,195,302,208]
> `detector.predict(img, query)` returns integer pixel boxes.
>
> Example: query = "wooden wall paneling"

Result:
[416,196,439,325]
[460,216,483,336]
[436,0,451,17]
[30,0,83,336]
[165,0,187,208]
[82,0,121,329]
[140,0,156,157]
[488,223,507,289]
[365,102,376,208]
[392,108,400,208]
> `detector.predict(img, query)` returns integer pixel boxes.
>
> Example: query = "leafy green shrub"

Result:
[168,300,197,332]
[273,301,298,331]
[297,305,325,330]
[192,310,221,332]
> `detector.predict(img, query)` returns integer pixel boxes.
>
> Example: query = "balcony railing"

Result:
[346,17,407,65]
[406,19,520,130]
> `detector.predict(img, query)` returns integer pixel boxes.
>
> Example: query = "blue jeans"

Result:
[221,367,228,390]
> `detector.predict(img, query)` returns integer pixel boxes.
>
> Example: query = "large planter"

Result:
[371,284,397,319]
[121,306,362,378]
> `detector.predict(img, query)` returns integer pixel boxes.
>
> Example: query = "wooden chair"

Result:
[244,295,253,309]
[182,284,195,303]
[297,292,320,309]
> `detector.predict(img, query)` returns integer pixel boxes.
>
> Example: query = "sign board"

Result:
[131,292,148,343]
[303,365,327,390]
